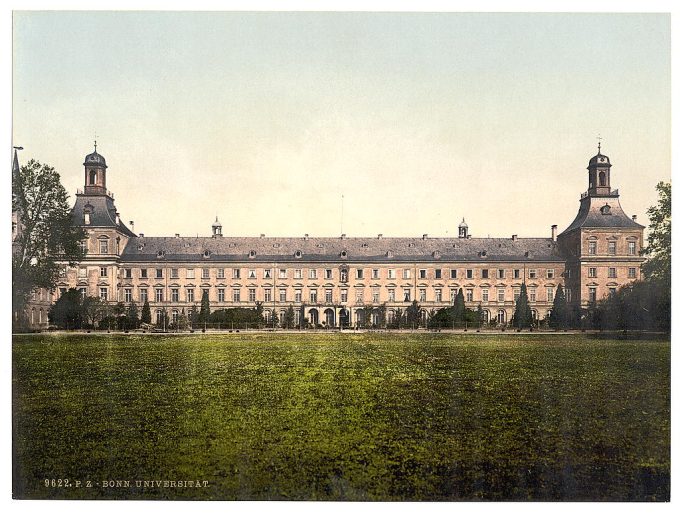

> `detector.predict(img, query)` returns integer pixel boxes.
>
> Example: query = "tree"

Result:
[48,288,83,329]
[177,308,189,331]
[114,301,126,330]
[476,304,484,327]
[283,305,296,329]
[406,300,422,328]
[513,283,533,329]
[82,295,104,328]
[377,304,387,329]
[140,300,152,325]
[641,182,671,286]
[362,305,375,328]
[126,301,139,329]
[12,159,86,328]
[452,289,466,326]
[189,304,198,328]
[271,308,279,328]
[549,284,568,330]
[199,290,211,326]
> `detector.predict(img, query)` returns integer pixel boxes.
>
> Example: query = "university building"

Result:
[19,144,645,329]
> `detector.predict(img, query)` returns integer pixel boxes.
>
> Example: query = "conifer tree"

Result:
[127,300,140,329]
[452,289,466,326]
[141,300,151,325]
[199,289,211,325]
[549,284,567,330]
[513,283,533,329]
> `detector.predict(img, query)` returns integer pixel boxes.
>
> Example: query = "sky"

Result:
[12,10,671,240]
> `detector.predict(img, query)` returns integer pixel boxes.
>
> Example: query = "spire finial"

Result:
[94,131,98,152]
[597,134,602,154]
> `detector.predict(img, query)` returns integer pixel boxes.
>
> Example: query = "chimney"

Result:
[139,233,144,238]
[551,225,557,242]
[175,233,180,238]
[632,215,637,222]
[377,234,383,239]
[115,212,120,225]
[260,234,265,238]
[304,234,309,240]
[422,234,428,240]
[511,234,517,241]
[130,220,134,231]
[341,234,346,239]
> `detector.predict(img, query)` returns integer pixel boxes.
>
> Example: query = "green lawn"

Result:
[12,332,670,501]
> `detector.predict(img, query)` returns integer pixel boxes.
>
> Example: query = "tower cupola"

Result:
[83,141,108,195]
[587,142,613,196]
[458,218,468,238]
[212,216,223,237]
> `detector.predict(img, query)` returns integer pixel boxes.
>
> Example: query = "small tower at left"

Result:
[83,141,108,195]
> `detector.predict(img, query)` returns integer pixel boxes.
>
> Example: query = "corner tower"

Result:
[557,146,645,308]
[83,141,108,195]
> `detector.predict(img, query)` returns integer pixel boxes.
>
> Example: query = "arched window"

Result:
[497,309,506,324]
[599,171,607,187]
[89,170,97,185]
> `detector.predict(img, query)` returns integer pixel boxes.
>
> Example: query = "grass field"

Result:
[12,332,670,501]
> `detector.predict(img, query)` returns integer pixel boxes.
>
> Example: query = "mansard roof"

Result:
[71,194,136,237]
[121,236,564,263]
[560,194,644,235]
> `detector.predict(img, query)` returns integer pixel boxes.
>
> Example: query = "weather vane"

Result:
[597,134,603,153]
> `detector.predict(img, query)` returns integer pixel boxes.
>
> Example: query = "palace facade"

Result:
[19,145,645,329]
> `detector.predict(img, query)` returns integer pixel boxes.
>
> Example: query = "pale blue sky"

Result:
[12,12,671,238]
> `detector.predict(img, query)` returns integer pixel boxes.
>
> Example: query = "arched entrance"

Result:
[497,309,506,324]
[308,308,319,326]
[324,308,335,327]
[339,308,350,328]
[356,309,365,327]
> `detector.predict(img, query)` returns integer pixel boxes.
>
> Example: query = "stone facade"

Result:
[18,144,645,329]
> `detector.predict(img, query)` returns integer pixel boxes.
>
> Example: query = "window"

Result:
[341,289,348,302]
[78,239,88,254]
[588,267,597,278]
[514,288,521,301]
[481,269,489,279]
[609,287,617,296]
[529,289,536,302]
[513,269,520,279]
[78,287,87,297]
[170,268,178,279]
[450,288,458,302]
[309,269,317,279]
[419,289,426,302]
[450,269,458,279]
[372,290,380,303]
[588,287,597,303]
[419,269,427,279]
[156,268,163,279]
[340,269,348,282]
[528,269,536,279]
[482,289,489,302]
[608,267,617,278]
[123,268,131,279]
[565,288,572,303]
[356,269,364,279]
[202,268,210,279]
[325,289,333,303]
[156,310,164,325]
[403,269,411,279]
[186,269,194,279]
[497,269,505,279]
[294,269,303,279]
[100,267,107,278]
[233,268,241,279]
[628,267,637,279]
[59,287,67,297]
[547,269,554,279]
[217,288,225,302]
[172,310,179,324]
[372,269,380,279]
[325,269,333,279]
[466,289,473,302]
[387,269,395,279]
[466,269,473,279]
[435,269,442,279]
[264,288,272,302]
[171,288,179,302]
[295,289,302,302]
[588,241,597,255]
[279,269,287,279]
[435,289,442,302]
[628,241,636,256]
[355,290,363,303]
[608,241,616,255]
[404,289,411,302]
[233,289,241,303]
[565,269,571,278]
[546,287,554,302]
[310,289,317,303]
[186,288,194,302]
[249,288,256,302]
[498,288,505,302]
[99,287,108,301]
[388,289,395,302]
[84,212,90,225]
[99,239,109,254]
[155,289,164,302]
[140,288,148,303]
[217,268,225,279]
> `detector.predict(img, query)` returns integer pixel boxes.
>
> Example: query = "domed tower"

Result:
[212,216,223,237]
[83,141,108,195]
[558,145,644,307]
[458,218,468,238]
